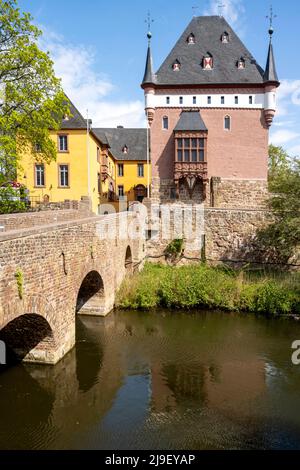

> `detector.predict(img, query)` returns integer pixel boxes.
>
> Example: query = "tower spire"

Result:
[142,12,155,86]
[264,6,279,83]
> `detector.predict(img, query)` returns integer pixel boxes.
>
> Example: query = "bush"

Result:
[116,262,300,316]
[0,186,27,214]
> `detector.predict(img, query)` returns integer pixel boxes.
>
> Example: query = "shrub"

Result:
[116,262,300,316]
[0,186,26,214]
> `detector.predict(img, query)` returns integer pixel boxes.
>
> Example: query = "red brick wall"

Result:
[150,107,268,181]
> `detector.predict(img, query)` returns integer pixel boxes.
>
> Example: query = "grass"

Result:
[116,262,300,316]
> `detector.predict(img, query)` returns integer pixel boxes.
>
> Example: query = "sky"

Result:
[18,0,300,156]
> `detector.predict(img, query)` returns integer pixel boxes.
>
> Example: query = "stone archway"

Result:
[134,184,147,202]
[76,271,106,316]
[0,313,55,365]
[125,246,133,273]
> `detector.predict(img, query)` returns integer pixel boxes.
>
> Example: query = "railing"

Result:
[0,195,42,214]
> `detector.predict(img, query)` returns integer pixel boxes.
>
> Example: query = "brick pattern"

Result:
[0,213,145,364]
[146,205,272,263]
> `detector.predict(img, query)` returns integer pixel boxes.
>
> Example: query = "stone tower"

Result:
[141,16,279,208]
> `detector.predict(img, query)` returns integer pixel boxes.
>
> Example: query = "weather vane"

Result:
[218,1,225,17]
[266,4,277,35]
[192,6,200,17]
[145,11,154,33]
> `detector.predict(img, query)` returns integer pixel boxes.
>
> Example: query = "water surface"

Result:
[1,310,300,450]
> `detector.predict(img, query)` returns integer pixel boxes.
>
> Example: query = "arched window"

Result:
[172,59,181,71]
[224,115,231,131]
[203,53,213,69]
[237,57,245,69]
[162,116,169,130]
[221,32,229,43]
[187,33,195,44]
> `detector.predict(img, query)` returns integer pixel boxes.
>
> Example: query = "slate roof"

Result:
[174,111,208,131]
[263,42,279,83]
[142,45,155,85]
[154,16,265,86]
[93,128,148,161]
[61,99,87,129]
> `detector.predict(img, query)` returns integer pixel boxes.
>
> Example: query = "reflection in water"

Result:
[76,317,103,393]
[0,310,300,449]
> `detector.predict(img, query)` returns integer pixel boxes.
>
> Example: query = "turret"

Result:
[263,26,280,128]
[141,32,156,126]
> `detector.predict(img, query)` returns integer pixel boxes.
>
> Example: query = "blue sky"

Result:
[19,0,300,156]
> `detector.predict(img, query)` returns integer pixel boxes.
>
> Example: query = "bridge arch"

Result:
[125,245,133,273]
[76,270,106,316]
[0,313,55,365]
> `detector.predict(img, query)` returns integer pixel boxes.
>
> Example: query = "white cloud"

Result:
[270,130,300,146]
[276,79,300,117]
[40,27,145,128]
[288,145,300,157]
[203,0,246,33]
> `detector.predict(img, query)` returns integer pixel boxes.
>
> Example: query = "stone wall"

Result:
[146,204,272,264]
[0,212,145,364]
[210,179,269,209]
[0,198,92,232]
[151,176,268,209]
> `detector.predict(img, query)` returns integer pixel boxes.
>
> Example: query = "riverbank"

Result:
[116,263,300,316]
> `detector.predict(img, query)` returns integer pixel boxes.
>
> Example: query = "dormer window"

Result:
[221,32,229,43]
[237,57,245,69]
[122,145,128,154]
[202,53,213,70]
[172,60,181,71]
[187,33,195,44]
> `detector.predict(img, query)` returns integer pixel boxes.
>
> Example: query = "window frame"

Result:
[207,96,212,105]
[224,115,231,131]
[162,116,169,130]
[175,134,207,163]
[58,164,70,188]
[166,96,170,105]
[118,163,124,177]
[249,95,253,105]
[118,185,124,198]
[57,134,69,153]
[34,163,45,188]
[234,96,239,105]
[137,163,144,178]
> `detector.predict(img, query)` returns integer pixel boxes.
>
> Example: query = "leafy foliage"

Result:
[0,0,69,180]
[164,239,184,261]
[0,185,26,213]
[116,263,300,316]
[257,146,300,263]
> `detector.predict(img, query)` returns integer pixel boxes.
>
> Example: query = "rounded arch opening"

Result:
[76,271,105,315]
[0,314,54,365]
[134,184,147,203]
[125,246,133,273]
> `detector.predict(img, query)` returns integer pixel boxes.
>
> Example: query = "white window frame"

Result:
[59,164,69,187]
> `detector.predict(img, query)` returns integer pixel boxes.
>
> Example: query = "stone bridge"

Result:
[0,212,145,365]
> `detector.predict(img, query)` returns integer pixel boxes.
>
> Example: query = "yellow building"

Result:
[19,101,151,214]
[94,127,151,204]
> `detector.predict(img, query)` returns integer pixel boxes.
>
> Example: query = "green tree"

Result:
[259,147,300,263]
[268,144,291,191]
[0,0,69,180]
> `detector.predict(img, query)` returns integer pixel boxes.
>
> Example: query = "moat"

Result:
[1,310,300,450]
